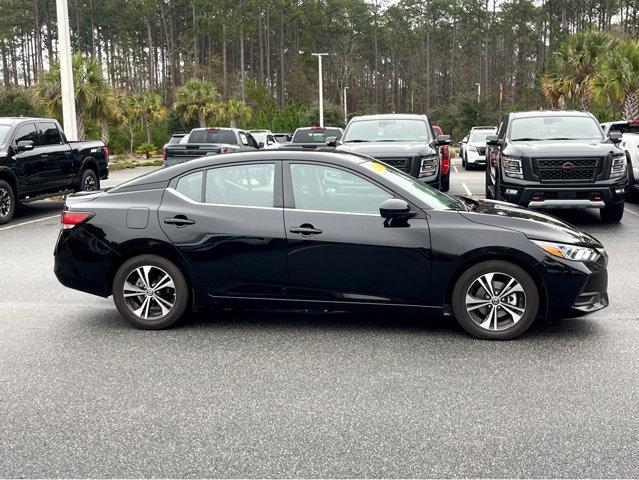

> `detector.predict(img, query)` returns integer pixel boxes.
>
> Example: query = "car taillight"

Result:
[61,211,94,230]
[102,146,109,162]
[441,147,450,175]
[162,146,167,161]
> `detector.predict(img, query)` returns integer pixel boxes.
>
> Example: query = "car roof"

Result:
[111,150,371,191]
[508,110,594,119]
[349,113,428,122]
[295,126,343,131]
[0,117,57,125]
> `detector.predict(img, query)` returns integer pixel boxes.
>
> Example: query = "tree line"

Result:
[1,0,639,150]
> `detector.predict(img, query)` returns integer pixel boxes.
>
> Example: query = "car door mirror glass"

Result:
[16,140,34,152]
[435,134,452,146]
[486,135,500,146]
[258,141,265,149]
[326,136,337,147]
[609,131,623,143]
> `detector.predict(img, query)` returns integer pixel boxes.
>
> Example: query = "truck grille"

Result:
[534,158,599,182]
[376,157,409,171]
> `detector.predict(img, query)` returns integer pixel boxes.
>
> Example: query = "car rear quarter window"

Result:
[13,122,39,146]
[176,171,204,202]
[38,122,63,145]
[205,163,275,207]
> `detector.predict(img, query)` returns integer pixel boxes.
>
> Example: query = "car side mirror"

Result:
[435,134,452,146]
[16,140,34,152]
[267,140,274,146]
[326,136,338,147]
[486,135,502,146]
[258,141,264,149]
[609,131,623,144]
[380,198,412,219]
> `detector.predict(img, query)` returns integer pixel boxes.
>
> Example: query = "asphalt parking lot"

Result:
[1,160,639,477]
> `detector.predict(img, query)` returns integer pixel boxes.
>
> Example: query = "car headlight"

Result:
[501,155,523,179]
[420,155,438,177]
[610,153,627,179]
[468,146,478,153]
[532,240,601,262]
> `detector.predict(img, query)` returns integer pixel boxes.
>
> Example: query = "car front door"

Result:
[282,161,432,306]
[38,121,73,189]
[12,122,51,194]
[158,161,288,299]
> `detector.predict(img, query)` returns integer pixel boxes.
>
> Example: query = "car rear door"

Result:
[37,121,74,189]
[158,161,288,299]
[282,161,432,306]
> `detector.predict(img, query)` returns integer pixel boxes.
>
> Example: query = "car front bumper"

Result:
[500,182,628,209]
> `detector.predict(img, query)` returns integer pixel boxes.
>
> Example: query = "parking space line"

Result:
[462,182,473,196]
[625,206,639,217]
[453,165,459,174]
[0,214,59,232]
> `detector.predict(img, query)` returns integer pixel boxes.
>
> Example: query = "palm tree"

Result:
[592,39,639,120]
[131,92,167,144]
[224,99,252,128]
[174,78,222,127]
[542,31,616,111]
[32,54,110,140]
[91,90,126,146]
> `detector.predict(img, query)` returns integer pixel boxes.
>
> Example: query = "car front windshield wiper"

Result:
[344,139,370,143]
[510,137,542,141]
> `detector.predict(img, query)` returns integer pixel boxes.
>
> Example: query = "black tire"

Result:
[600,201,625,223]
[441,172,450,192]
[78,168,99,192]
[113,255,189,329]
[461,153,466,168]
[0,179,16,225]
[627,164,638,202]
[485,166,494,199]
[452,260,539,340]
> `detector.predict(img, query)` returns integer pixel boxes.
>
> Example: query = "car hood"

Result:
[459,198,602,247]
[337,141,435,157]
[505,140,621,157]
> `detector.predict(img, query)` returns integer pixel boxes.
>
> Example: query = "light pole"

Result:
[343,86,349,126]
[56,0,77,140]
[311,53,328,127]
[475,82,481,103]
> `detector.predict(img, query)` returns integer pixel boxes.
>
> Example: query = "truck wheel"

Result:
[600,202,625,223]
[627,165,638,202]
[79,169,99,192]
[452,260,539,340]
[441,172,450,192]
[0,179,16,225]
[485,167,494,199]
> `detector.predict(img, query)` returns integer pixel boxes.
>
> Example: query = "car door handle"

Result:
[164,215,196,227]
[289,224,323,235]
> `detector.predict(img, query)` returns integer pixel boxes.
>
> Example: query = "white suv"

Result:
[462,126,496,170]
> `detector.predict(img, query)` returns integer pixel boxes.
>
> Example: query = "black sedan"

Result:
[54,150,609,340]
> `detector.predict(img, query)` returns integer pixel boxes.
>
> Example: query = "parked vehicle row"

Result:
[54,149,609,340]
[0,117,109,224]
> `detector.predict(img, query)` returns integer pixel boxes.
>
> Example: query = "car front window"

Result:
[343,119,430,143]
[509,116,603,141]
[361,161,464,211]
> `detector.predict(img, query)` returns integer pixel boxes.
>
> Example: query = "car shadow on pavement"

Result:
[12,200,64,223]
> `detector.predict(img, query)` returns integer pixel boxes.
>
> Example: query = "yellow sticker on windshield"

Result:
[371,162,387,173]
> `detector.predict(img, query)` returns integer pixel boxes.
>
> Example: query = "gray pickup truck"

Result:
[0,117,108,224]
[163,128,261,167]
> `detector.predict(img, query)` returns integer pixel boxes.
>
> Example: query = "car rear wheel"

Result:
[0,179,16,225]
[452,260,539,340]
[441,172,450,192]
[600,201,625,223]
[79,169,99,192]
[113,255,189,329]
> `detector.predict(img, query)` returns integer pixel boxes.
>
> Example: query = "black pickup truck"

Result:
[486,110,627,222]
[0,117,108,224]
[163,127,261,167]
[334,114,451,190]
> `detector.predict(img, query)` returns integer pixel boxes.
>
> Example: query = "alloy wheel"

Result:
[123,265,176,320]
[84,174,97,191]
[465,272,526,331]
[0,187,11,217]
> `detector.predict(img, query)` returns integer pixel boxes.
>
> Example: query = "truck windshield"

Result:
[469,130,496,143]
[185,129,238,144]
[362,161,465,211]
[0,125,10,144]
[343,119,430,143]
[509,116,603,141]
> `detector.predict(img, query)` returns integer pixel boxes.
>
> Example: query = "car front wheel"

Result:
[113,255,189,329]
[600,202,624,223]
[0,179,16,225]
[452,260,539,340]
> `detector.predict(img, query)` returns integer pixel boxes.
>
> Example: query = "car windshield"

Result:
[362,161,465,211]
[251,132,268,143]
[184,129,238,144]
[292,128,342,143]
[343,119,430,143]
[469,130,495,143]
[274,134,288,142]
[509,116,603,141]
[0,125,11,144]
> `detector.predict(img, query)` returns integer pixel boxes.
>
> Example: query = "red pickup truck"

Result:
[432,125,450,191]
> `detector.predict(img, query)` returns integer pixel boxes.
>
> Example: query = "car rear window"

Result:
[609,123,639,135]
[187,129,238,144]
[292,128,342,143]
